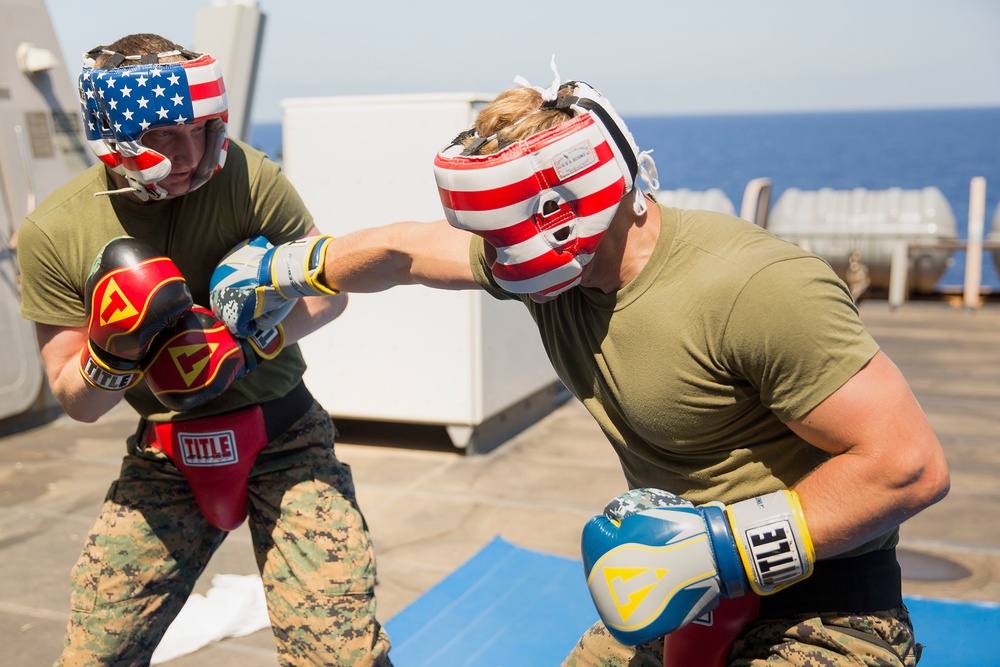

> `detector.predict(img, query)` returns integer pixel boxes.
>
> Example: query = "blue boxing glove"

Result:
[210,235,338,338]
[582,488,814,646]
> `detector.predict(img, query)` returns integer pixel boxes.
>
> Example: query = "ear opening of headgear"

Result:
[78,47,229,201]
[432,60,658,298]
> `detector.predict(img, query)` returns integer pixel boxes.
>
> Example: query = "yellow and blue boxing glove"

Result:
[581,488,814,646]
[210,235,337,338]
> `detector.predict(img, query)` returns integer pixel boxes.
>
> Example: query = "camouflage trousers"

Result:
[562,605,921,666]
[56,401,392,667]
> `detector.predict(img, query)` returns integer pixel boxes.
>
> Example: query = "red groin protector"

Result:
[148,407,268,531]
[663,593,760,667]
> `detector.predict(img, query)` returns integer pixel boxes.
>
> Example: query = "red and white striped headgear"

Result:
[434,76,657,298]
[79,47,229,201]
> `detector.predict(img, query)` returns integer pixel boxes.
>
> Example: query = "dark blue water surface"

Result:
[250,107,1000,288]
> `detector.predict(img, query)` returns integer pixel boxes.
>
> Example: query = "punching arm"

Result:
[582,488,814,646]
[319,220,481,293]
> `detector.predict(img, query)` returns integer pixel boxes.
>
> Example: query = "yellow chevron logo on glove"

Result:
[98,277,139,326]
[585,526,720,637]
[169,342,218,387]
[603,566,668,622]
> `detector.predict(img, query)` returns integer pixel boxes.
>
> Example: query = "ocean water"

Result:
[249,107,1000,288]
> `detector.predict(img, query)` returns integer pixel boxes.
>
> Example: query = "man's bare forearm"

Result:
[322,220,479,292]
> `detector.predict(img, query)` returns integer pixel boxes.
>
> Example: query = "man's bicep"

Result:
[17,219,86,325]
[786,350,931,457]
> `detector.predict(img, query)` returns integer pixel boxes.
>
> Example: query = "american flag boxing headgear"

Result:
[433,72,658,298]
[78,47,229,201]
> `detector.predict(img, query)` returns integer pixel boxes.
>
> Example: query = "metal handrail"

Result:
[884,177,992,310]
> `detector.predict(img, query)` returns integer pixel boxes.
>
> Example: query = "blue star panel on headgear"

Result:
[78,48,229,200]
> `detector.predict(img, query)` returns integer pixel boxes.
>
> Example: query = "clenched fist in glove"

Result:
[79,237,193,391]
[581,487,814,646]
[209,235,337,338]
[142,306,284,412]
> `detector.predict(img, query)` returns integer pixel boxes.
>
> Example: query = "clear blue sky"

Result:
[45,0,1000,123]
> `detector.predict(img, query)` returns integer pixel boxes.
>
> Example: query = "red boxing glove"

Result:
[80,237,192,391]
[142,307,282,412]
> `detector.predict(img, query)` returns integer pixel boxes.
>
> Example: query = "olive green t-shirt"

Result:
[18,139,311,421]
[471,205,891,551]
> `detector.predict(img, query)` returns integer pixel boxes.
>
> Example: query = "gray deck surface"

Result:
[2,301,998,666]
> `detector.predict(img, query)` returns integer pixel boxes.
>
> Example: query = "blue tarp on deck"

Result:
[384,536,999,667]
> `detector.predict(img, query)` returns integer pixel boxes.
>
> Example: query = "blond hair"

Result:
[463,86,573,155]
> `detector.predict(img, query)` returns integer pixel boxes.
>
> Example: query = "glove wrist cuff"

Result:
[726,489,815,595]
[270,236,339,299]
[79,341,142,391]
[246,324,285,364]
[697,502,748,599]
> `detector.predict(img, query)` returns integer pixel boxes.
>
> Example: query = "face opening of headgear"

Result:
[78,46,229,201]
[433,61,659,299]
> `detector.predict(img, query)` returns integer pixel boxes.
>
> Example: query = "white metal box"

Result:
[281,93,563,452]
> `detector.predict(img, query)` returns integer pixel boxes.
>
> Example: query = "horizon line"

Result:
[247,103,1000,126]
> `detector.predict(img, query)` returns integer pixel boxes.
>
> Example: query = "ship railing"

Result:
[889,176,989,310]
[885,238,1000,309]
[777,177,994,310]
[784,234,999,309]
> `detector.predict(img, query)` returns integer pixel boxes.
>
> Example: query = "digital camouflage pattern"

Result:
[562,621,664,667]
[730,606,921,666]
[602,487,690,521]
[562,606,920,667]
[57,402,392,666]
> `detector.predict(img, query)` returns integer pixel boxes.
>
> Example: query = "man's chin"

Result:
[160,176,193,196]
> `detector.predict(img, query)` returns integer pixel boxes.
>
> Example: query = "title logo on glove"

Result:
[742,519,805,590]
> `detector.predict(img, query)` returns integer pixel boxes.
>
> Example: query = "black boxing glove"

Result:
[79,237,192,391]
[142,306,284,412]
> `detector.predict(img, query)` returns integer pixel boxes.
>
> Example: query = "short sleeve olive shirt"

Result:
[18,140,313,421]
[471,206,881,514]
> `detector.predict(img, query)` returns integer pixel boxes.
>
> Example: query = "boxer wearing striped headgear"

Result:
[261,59,942,667]
[433,62,658,301]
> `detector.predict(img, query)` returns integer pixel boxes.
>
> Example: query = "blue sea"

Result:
[249,107,1000,289]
